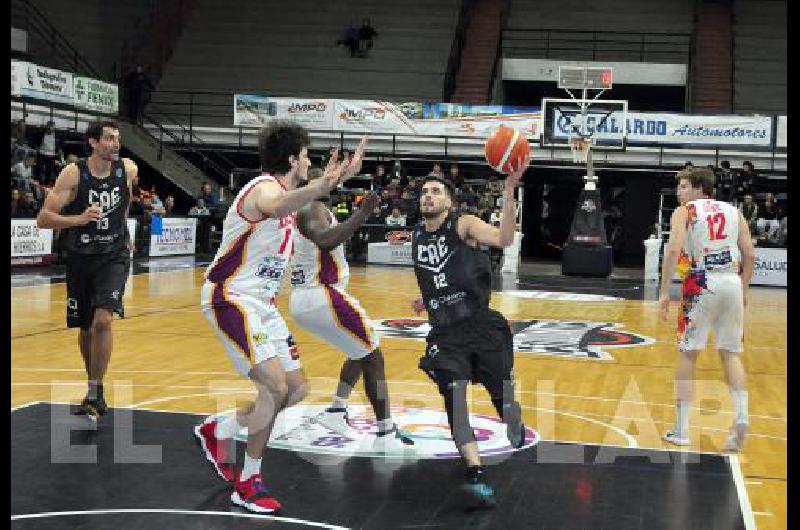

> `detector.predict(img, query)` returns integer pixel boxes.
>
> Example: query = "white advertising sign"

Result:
[551,111,773,147]
[10,219,53,257]
[234,94,333,128]
[776,116,787,148]
[751,247,786,287]
[15,62,74,105]
[367,242,413,266]
[74,76,118,114]
[149,217,197,257]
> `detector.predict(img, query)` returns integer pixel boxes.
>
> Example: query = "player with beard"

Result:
[37,120,136,420]
[411,154,530,509]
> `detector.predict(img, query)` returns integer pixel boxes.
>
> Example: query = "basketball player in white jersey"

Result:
[659,167,755,452]
[195,122,365,514]
[289,167,415,454]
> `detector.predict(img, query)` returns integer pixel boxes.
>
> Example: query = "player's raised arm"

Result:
[459,153,528,248]
[298,192,379,252]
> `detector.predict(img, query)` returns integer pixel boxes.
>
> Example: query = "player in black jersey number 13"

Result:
[411,152,530,510]
[37,121,136,421]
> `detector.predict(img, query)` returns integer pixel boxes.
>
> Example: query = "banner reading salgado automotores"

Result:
[552,110,773,147]
[149,217,197,257]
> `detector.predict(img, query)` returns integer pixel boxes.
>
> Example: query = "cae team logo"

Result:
[374,318,655,361]
[236,404,538,459]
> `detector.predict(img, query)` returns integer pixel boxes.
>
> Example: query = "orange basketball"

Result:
[484,125,531,174]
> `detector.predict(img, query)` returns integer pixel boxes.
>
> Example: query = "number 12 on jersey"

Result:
[706,213,727,241]
[434,273,448,289]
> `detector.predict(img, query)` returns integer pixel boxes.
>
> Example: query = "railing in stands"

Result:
[10,0,104,80]
[502,29,692,64]
[443,0,479,102]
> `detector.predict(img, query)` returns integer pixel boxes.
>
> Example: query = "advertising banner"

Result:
[551,110,773,147]
[234,94,333,128]
[74,76,118,114]
[149,217,197,257]
[751,247,786,287]
[14,62,74,105]
[367,242,413,266]
[776,116,787,148]
[11,219,53,265]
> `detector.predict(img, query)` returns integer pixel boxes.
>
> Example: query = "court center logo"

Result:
[235,404,538,460]
[374,318,655,360]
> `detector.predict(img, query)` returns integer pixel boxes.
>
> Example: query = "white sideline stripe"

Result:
[729,455,757,530]
[9,508,349,528]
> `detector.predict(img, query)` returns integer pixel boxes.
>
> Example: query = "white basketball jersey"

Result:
[684,198,741,274]
[205,174,295,298]
[290,209,349,288]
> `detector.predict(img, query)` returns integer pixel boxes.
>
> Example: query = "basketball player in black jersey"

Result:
[37,120,136,419]
[411,154,530,509]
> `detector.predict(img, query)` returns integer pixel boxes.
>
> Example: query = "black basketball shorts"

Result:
[419,309,515,390]
[65,250,130,329]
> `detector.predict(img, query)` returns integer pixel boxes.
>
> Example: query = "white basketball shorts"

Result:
[678,271,744,353]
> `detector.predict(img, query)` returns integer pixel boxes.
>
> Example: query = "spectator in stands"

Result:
[398,188,417,224]
[487,175,504,195]
[390,160,408,187]
[739,194,758,234]
[385,176,403,202]
[11,121,34,166]
[189,198,211,216]
[12,190,38,218]
[459,184,478,208]
[35,120,60,185]
[164,195,176,216]
[715,160,737,204]
[12,153,36,182]
[428,162,444,178]
[775,216,787,247]
[10,188,22,216]
[198,181,219,213]
[385,207,406,226]
[373,164,389,188]
[478,190,494,212]
[737,161,756,200]
[366,204,384,224]
[150,193,166,215]
[129,195,146,217]
[337,21,360,57]
[756,193,781,243]
[125,64,154,124]
[448,163,464,189]
[358,18,378,57]
[684,161,693,169]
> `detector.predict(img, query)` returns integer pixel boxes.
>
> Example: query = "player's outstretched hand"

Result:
[505,151,531,191]
[344,136,368,180]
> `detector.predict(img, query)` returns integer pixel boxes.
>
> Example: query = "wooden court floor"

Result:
[11,264,787,529]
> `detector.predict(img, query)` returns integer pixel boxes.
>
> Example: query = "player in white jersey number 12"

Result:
[195,122,365,514]
[658,167,756,452]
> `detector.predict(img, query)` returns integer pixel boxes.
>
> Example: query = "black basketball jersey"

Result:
[62,158,130,255]
[412,212,492,328]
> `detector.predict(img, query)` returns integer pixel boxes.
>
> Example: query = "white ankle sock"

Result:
[377,419,395,433]
[331,396,348,410]
[731,390,749,425]
[215,414,243,439]
[240,454,262,481]
[676,400,690,436]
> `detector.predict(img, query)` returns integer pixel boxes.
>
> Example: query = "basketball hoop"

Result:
[569,137,591,164]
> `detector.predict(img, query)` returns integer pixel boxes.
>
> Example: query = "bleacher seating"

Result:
[733,0,787,114]
[155,0,461,127]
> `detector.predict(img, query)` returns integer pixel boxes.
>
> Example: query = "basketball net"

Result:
[569,136,591,164]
